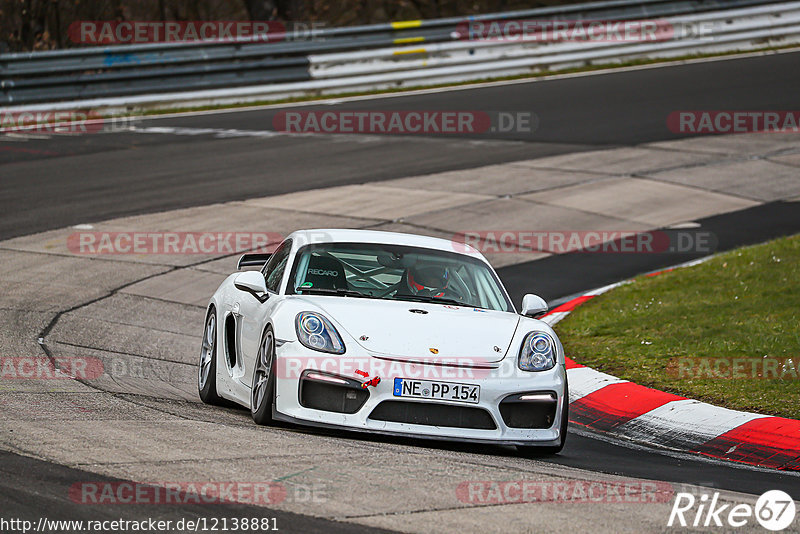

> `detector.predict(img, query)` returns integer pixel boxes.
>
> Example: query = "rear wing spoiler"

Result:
[237,253,271,270]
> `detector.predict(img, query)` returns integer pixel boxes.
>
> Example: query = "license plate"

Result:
[393,378,480,404]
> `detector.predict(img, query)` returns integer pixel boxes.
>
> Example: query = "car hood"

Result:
[300,296,520,364]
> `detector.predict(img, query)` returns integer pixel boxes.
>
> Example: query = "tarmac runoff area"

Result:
[0,131,799,532]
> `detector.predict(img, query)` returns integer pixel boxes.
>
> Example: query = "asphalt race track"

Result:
[0,451,390,533]
[2,51,799,531]
[3,51,800,240]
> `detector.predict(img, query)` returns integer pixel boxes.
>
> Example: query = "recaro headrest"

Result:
[304,254,347,290]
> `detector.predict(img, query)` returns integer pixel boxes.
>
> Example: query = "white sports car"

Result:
[198,229,568,453]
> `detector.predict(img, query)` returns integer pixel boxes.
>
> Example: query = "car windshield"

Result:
[287,242,513,312]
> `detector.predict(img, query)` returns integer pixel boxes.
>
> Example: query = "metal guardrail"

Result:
[1,0,797,109]
[309,3,800,77]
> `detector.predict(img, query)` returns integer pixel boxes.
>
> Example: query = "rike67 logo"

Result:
[669,490,796,531]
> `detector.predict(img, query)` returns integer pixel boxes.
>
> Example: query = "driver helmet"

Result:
[407,264,449,297]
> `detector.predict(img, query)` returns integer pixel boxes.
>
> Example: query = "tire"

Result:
[516,380,569,456]
[198,307,223,405]
[251,325,276,426]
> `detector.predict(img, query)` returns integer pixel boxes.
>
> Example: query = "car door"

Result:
[237,239,292,390]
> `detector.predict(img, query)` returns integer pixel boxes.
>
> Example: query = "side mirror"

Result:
[234,271,268,302]
[521,294,548,318]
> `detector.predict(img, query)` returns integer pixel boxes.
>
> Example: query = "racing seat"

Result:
[394,269,416,298]
[303,254,348,290]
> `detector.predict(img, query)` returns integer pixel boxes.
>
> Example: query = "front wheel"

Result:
[251,325,276,425]
[198,308,223,405]
[517,380,569,456]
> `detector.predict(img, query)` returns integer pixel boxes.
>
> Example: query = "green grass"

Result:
[101,44,800,119]
[556,234,800,420]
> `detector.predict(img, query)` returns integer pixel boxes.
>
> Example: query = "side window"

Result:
[263,240,292,293]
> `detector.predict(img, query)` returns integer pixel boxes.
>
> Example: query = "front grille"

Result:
[299,375,369,414]
[499,393,557,429]
[368,401,496,430]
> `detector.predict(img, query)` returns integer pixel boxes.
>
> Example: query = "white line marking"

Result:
[1,132,52,141]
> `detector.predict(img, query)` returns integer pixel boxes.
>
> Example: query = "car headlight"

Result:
[295,312,345,354]
[518,331,556,372]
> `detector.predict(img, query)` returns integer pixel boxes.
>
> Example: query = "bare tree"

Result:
[242,0,278,19]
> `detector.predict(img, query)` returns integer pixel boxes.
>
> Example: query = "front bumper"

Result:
[273,341,567,446]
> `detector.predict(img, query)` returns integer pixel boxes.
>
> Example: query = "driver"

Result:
[404,263,450,298]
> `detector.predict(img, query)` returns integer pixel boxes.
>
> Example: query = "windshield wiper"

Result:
[295,287,371,298]
[393,295,467,307]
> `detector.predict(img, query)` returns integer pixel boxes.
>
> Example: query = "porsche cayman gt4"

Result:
[198,229,568,453]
